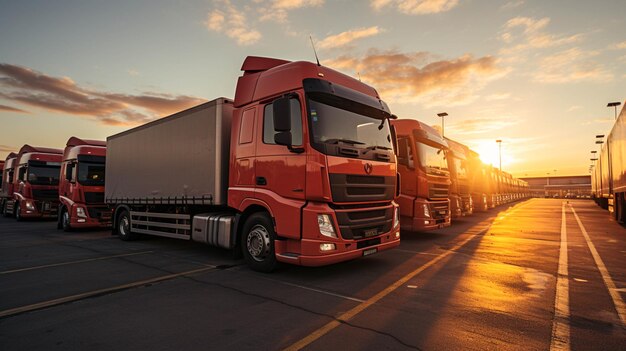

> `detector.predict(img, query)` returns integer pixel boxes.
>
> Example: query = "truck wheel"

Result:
[241,212,278,273]
[15,203,22,222]
[617,194,625,225]
[61,209,72,232]
[2,202,8,217]
[117,210,137,241]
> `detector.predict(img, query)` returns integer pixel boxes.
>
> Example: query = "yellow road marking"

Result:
[284,200,534,350]
[0,266,215,318]
[0,251,154,275]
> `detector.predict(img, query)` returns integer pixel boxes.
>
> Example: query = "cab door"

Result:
[254,95,306,239]
[396,135,417,219]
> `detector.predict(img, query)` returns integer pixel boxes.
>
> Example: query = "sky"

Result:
[0,0,625,177]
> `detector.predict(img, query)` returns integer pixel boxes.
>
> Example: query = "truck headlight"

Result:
[317,214,337,238]
[76,207,87,218]
[25,201,35,211]
[423,204,430,218]
[394,207,400,228]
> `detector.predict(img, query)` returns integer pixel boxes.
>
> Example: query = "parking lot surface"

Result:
[1,198,625,350]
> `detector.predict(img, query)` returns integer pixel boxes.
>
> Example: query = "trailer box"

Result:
[106,98,233,206]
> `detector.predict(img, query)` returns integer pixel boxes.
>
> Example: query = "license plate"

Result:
[438,210,446,215]
[362,248,377,256]
[364,228,378,237]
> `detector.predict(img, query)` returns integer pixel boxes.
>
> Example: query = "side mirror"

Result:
[65,164,74,182]
[390,124,399,156]
[273,97,292,132]
[274,131,292,146]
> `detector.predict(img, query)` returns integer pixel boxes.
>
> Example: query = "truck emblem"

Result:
[364,163,373,174]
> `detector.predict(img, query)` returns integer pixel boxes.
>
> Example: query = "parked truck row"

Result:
[591,101,626,224]
[0,56,530,271]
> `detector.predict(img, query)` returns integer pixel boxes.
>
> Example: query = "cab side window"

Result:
[397,136,414,168]
[263,98,303,146]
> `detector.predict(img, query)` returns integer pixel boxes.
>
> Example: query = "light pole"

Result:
[496,139,502,172]
[437,112,448,137]
[607,101,621,120]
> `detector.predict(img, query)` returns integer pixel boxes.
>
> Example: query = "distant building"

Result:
[519,175,591,198]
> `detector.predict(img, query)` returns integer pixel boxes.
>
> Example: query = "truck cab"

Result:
[10,145,62,220]
[58,137,110,231]
[230,57,400,268]
[467,149,488,212]
[1,153,17,216]
[445,138,473,217]
[391,119,451,231]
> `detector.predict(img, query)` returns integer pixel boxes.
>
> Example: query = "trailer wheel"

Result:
[617,193,625,225]
[15,203,22,222]
[241,212,278,273]
[117,210,137,241]
[61,209,73,232]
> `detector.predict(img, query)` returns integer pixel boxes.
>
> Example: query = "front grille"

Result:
[335,205,393,240]
[329,174,395,203]
[87,207,112,222]
[429,183,449,199]
[32,189,58,201]
[431,201,449,221]
[84,192,105,204]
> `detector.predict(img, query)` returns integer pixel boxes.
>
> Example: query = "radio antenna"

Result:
[309,35,321,66]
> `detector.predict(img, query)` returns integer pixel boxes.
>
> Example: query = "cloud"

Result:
[371,0,459,14]
[567,105,582,112]
[127,69,140,76]
[206,0,323,45]
[533,48,612,83]
[0,63,204,126]
[499,17,582,54]
[205,2,261,45]
[609,40,626,50]
[318,26,382,50]
[484,93,510,101]
[0,144,16,153]
[0,104,28,113]
[325,49,506,107]
[447,117,519,135]
[501,0,524,10]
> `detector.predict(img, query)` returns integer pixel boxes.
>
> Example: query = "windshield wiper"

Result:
[363,145,393,153]
[324,138,365,145]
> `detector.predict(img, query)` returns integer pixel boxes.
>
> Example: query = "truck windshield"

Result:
[416,142,448,175]
[307,97,393,151]
[78,162,105,186]
[27,164,60,185]
[453,157,468,179]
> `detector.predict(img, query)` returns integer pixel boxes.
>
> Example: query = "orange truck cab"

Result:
[483,165,498,209]
[8,145,62,220]
[1,152,17,216]
[392,119,451,231]
[106,56,400,272]
[58,137,111,231]
[445,138,473,217]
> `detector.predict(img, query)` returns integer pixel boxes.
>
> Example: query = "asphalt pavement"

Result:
[0,198,624,350]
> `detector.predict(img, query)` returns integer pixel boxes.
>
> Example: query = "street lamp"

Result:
[607,102,621,120]
[496,139,502,171]
[437,112,448,137]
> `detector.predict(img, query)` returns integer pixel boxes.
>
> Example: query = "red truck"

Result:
[392,119,451,231]
[1,152,17,216]
[467,149,489,212]
[106,56,400,271]
[57,137,111,231]
[445,138,473,217]
[7,145,62,220]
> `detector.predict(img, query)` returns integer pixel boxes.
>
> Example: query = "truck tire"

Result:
[117,210,137,241]
[2,202,9,217]
[61,208,72,232]
[15,203,22,222]
[241,212,278,273]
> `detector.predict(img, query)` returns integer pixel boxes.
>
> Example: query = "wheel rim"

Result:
[119,215,130,236]
[63,211,70,228]
[246,224,271,262]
